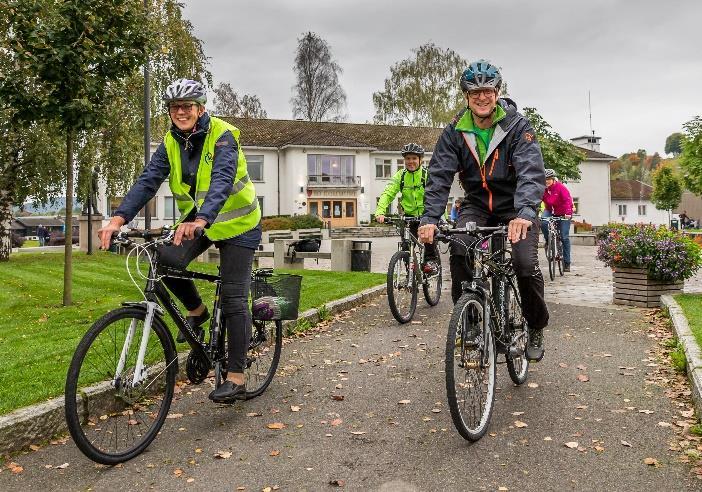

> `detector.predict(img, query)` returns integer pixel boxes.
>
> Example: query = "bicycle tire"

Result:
[422,256,442,306]
[245,319,283,398]
[557,237,564,276]
[65,307,177,465]
[445,293,496,441]
[387,250,418,323]
[505,281,529,385]
[547,235,556,281]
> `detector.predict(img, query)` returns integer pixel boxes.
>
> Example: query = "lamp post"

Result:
[143,0,151,231]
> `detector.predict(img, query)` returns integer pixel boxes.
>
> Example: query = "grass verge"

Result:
[674,293,702,350]
[0,252,384,415]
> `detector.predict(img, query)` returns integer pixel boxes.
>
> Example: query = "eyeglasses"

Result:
[168,102,197,113]
[467,88,496,99]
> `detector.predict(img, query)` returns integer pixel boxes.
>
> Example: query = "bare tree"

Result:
[213,82,267,118]
[291,32,346,122]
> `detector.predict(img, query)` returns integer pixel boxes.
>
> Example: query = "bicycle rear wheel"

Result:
[422,256,442,306]
[557,238,564,276]
[505,282,529,385]
[387,250,418,323]
[445,293,496,441]
[245,319,283,398]
[547,235,556,281]
[65,307,177,464]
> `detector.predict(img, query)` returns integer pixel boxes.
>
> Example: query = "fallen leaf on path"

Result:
[174,468,184,477]
[576,364,587,371]
[55,463,69,469]
[544,437,552,441]
[214,451,232,459]
[558,363,568,368]
[643,457,659,466]
[330,479,346,487]
[681,409,695,418]
[290,405,301,412]
[621,440,633,447]
[331,395,345,401]
[195,448,202,453]
[246,412,262,417]
[267,423,286,430]
[422,417,432,422]
[166,413,184,419]
[514,420,528,428]
[270,450,280,456]
[398,400,411,405]
[29,444,40,452]
[658,422,672,427]
[431,408,441,413]
[577,374,590,383]
[186,478,195,483]
[350,431,366,435]
[330,418,342,426]
[527,383,539,389]
[511,411,525,416]
[564,442,579,449]
[498,488,509,491]
[594,446,605,452]
[638,409,654,414]
[7,462,23,474]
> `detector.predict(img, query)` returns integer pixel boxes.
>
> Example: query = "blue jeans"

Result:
[540,211,571,265]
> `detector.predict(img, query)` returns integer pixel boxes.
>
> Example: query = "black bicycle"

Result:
[544,216,566,280]
[436,222,529,441]
[385,216,442,323]
[65,228,298,464]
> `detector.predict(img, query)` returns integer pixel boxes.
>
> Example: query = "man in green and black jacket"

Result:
[375,143,438,273]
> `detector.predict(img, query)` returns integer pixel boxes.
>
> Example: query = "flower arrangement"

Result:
[596,223,702,282]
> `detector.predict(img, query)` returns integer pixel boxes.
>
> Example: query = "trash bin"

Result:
[351,240,372,272]
[670,218,679,230]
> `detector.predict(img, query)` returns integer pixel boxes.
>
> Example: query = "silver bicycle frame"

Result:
[114,301,161,388]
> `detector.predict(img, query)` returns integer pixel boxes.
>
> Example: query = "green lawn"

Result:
[20,239,40,248]
[675,293,702,348]
[0,252,384,415]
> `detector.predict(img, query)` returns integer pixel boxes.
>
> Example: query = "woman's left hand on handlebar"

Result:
[174,218,208,246]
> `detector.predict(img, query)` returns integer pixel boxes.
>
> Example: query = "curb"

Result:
[0,283,386,456]
[660,295,702,417]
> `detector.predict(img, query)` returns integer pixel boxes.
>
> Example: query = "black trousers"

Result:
[449,206,549,330]
[159,235,254,373]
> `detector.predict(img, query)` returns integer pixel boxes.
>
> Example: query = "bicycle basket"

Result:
[251,272,302,321]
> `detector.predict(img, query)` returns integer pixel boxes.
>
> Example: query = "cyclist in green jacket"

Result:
[375,143,438,274]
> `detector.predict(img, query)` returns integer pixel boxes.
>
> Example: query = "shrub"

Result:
[289,214,323,230]
[261,217,293,232]
[48,232,79,246]
[11,232,25,248]
[596,223,702,282]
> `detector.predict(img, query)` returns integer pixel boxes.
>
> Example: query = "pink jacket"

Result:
[542,180,573,216]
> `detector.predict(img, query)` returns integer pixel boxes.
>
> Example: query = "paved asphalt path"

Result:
[1,272,699,491]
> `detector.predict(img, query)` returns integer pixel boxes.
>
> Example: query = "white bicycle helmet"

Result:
[163,78,207,104]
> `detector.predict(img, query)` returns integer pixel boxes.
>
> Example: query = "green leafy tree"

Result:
[213,82,267,118]
[373,43,467,127]
[522,107,584,182]
[665,132,683,156]
[651,164,683,219]
[680,116,702,196]
[0,0,150,304]
[291,32,346,122]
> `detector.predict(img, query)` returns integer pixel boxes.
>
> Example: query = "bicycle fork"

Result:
[114,301,160,389]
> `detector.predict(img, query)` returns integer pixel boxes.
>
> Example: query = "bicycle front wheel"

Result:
[445,293,496,441]
[387,250,418,323]
[557,238,564,276]
[65,307,177,464]
[245,319,283,398]
[422,256,442,306]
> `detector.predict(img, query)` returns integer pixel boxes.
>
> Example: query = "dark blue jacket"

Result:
[114,113,261,248]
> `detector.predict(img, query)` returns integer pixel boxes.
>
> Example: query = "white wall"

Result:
[610,200,670,225]
[565,159,611,226]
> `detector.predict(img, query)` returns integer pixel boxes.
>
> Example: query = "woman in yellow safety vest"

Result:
[99,78,261,403]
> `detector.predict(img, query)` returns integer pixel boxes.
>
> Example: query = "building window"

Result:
[247,155,264,182]
[572,197,579,214]
[164,195,176,219]
[257,196,264,214]
[345,201,355,218]
[322,201,331,218]
[308,154,355,184]
[618,204,627,216]
[333,201,342,218]
[375,159,392,178]
[638,204,646,216]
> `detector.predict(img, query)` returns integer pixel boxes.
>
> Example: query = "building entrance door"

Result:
[308,199,356,227]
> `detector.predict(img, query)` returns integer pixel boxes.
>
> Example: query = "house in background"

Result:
[610,179,669,225]
[565,135,616,226]
[11,216,78,238]
[97,118,463,229]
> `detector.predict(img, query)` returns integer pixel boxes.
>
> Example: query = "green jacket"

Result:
[374,167,428,217]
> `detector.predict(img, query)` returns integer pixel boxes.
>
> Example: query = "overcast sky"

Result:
[182,0,701,157]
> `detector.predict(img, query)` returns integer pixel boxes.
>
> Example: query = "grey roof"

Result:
[13,216,78,227]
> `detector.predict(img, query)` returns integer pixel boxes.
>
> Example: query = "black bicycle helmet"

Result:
[460,60,502,93]
[163,78,207,104]
[401,142,425,157]
[544,168,557,179]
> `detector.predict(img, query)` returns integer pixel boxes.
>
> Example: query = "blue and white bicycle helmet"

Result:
[460,60,502,93]
[544,168,557,179]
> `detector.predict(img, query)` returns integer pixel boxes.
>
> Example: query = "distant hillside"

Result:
[13,197,83,215]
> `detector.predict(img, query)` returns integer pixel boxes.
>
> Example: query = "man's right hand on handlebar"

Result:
[376,214,385,223]
[418,223,438,244]
[98,216,126,250]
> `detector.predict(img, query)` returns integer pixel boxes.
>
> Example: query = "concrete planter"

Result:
[612,266,683,308]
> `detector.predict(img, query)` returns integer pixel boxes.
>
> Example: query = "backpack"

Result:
[399,167,428,193]
[287,238,321,259]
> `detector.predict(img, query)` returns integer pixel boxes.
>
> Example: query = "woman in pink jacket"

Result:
[540,169,573,271]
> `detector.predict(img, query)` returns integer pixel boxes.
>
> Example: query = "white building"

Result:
[98,117,462,228]
[610,179,670,225]
[566,135,616,226]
